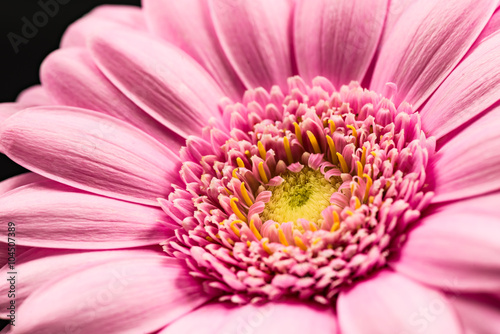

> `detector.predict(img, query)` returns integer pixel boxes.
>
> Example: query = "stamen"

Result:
[245,150,251,158]
[249,219,262,240]
[236,157,245,168]
[258,161,269,183]
[309,222,318,231]
[294,236,307,251]
[230,220,242,237]
[306,130,321,154]
[293,122,303,145]
[355,197,361,209]
[330,211,340,232]
[363,173,373,203]
[328,119,336,134]
[258,141,266,160]
[361,146,367,166]
[356,161,364,179]
[336,152,349,173]
[262,239,273,255]
[240,182,253,206]
[230,198,247,222]
[326,135,339,164]
[278,229,289,246]
[347,125,357,146]
[283,136,294,164]
[232,168,239,179]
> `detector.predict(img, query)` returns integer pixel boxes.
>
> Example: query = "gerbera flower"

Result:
[1,0,500,333]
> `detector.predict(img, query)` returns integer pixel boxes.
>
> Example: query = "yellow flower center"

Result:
[262,168,340,225]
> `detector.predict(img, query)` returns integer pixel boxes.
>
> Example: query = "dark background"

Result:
[0,0,140,329]
[0,0,140,181]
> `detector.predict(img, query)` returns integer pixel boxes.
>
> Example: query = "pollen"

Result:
[261,168,339,225]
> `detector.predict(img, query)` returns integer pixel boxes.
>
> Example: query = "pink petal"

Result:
[61,5,147,48]
[379,0,415,46]
[392,192,500,292]
[12,255,209,334]
[0,248,160,317]
[294,0,388,88]
[338,270,462,334]
[421,31,500,139]
[0,103,26,154]
[160,301,338,334]
[371,0,496,109]
[474,7,500,47]
[0,107,180,206]
[143,0,245,101]
[41,47,183,150]
[431,106,500,202]
[15,85,51,106]
[0,103,24,127]
[209,0,293,91]
[90,29,225,138]
[448,293,500,334]
[0,180,172,249]
[0,172,46,196]
[0,244,31,270]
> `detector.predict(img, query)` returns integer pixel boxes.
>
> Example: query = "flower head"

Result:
[165,78,435,305]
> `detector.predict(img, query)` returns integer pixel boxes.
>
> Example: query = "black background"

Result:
[0,0,140,329]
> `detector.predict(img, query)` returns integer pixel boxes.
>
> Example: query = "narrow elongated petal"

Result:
[0,244,31,270]
[294,0,388,87]
[0,172,46,195]
[12,255,209,334]
[0,248,159,317]
[61,5,147,48]
[16,85,51,106]
[449,294,500,334]
[143,0,245,101]
[0,107,180,206]
[160,301,338,334]
[371,0,496,109]
[392,193,500,292]
[380,0,415,45]
[0,181,172,248]
[474,8,500,46]
[0,103,24,126]
[0,103,26,154]
[41,47,183,150]
[421,32,500,139]
[432,106,500,202]
[338,271,462,334]
[90,29,225,138]
[209,0,293,91]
